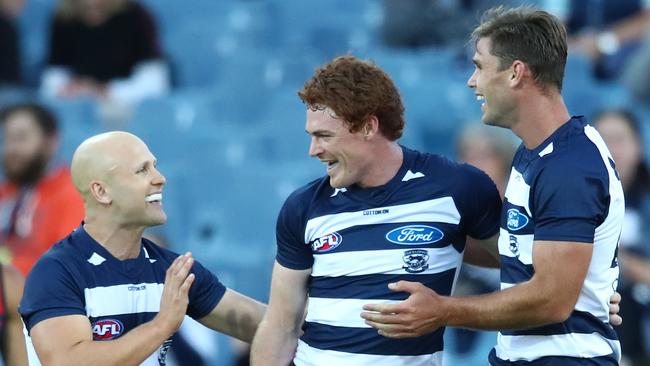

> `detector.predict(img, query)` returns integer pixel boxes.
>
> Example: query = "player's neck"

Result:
[358,142,403,188]
[512,92,570,150]
[83,221,144,260]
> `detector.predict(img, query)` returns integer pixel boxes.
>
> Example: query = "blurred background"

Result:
[2,0,650,365]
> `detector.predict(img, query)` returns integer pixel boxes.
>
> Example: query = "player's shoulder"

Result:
[283,175,330,208]
[409,147,477,175]
[26,233,81,285]
[541,117,606,170]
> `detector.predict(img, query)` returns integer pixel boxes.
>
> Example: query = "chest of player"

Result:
[84,281,164,340]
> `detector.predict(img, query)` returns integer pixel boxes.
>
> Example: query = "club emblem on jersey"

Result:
[509,235,519,257]
[158,339,172,366]
[311,232,343,252]
[402,249,430,273]
[92,319,124,340]
[506,209,529,231]
[386,225,444,245]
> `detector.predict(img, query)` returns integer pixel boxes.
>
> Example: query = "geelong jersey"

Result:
[277,146,502,366]
[490,117,623,365]
[19,226,226,366]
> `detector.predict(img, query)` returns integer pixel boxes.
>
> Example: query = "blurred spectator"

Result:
[0,0,24,85]
[39,0,169,118]
[0,103,84,275]
[623,32,650,103]
[449,124,517,355]
[380,0,522,48]
[543,0,650,80]
[594,109,650,366]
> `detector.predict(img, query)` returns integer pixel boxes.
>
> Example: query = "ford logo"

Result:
[386,225,444,245]
[506,208,529,231]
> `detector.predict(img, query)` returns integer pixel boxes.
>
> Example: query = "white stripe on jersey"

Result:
[295,340,443,366]
[312,246,462,277]
[503,169,532,217]
[84,283,164,317]
[305,298,398,328]
[495,332,621,362]
[304,197,461,243]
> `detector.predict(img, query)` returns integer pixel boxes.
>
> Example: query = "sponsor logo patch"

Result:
[311,232,343,252]
[92,319,124,340]
[506,209,529,231]
[386,225,443,245]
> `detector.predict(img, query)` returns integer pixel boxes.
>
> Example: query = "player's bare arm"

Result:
[362,240,593,337]
[198,289,266,343]
[251,262,310,366]
[30,253,194,366]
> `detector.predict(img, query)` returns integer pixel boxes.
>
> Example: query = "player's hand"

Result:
[360,281,446,338]
[609,291,622,326]
[155,252,195,336]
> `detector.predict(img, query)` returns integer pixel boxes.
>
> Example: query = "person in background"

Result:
[0,0,23,85]
[543,0,650,80]
[595,109,650,366]
[0,103,84,275]
[39,0,169,121]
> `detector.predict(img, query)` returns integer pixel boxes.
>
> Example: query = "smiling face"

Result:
[306,108,374,189]
[467,37,518,129]
[104,136,167,228]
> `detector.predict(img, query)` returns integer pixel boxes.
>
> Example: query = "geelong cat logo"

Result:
[311,232,343,252]
[386,225,443,245]
[506,209,529,231]
[92,319,124,340]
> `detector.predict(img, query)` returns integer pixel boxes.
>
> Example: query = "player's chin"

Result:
[149,213,167,226]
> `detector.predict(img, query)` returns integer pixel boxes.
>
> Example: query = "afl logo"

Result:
[92,319,124,340]
[506,209,529,231]
[386,225,443,245]
[311,232,343,252]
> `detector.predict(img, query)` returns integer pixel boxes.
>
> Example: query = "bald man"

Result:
[19,132,266,366]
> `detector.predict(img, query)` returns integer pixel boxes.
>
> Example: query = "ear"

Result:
[509,60,526,87]
[363,115,380,139]
[90,181,112,205]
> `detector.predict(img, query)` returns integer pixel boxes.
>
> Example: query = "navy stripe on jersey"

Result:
[309,269,456,300]
[488,349,618,366]
[500,310,617,339]
[313,222,466,255]
[301,322,444,356]
[500,256,534,284]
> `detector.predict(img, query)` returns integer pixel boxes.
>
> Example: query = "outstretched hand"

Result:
[360,281,447,338]
[155,252,196,337]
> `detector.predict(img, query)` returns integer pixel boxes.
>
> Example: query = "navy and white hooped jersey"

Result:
[19,226,226,366]
[276,146,502,366]
[490,117,623,365]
